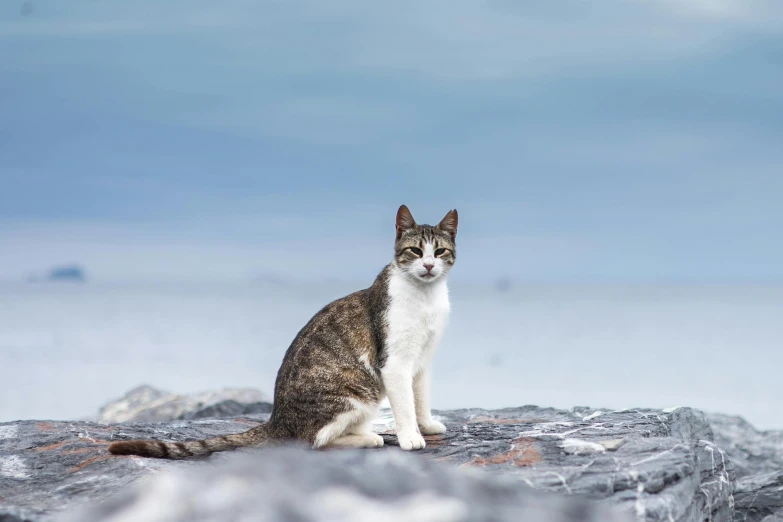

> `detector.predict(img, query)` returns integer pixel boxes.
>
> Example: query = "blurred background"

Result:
[1,1,781,428]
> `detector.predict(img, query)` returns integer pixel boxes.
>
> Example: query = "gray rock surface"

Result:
[57,447,630,522]
[94,385,270,423]
[708,413,783,522]
[0,403,740,521]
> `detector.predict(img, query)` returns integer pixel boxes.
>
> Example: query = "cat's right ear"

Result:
[396,205,417,239]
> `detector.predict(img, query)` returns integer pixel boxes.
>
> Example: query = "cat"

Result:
[108,205,457,458]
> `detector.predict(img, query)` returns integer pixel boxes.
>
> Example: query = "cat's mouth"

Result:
[420,272,436,278]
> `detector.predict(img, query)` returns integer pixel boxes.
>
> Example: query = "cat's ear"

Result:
[437,209,458,239]
[396,205,417,239]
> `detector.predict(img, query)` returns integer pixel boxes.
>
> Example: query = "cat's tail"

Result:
[108,423,273,460]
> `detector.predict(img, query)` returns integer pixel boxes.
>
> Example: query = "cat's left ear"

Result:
[437,209,458,239]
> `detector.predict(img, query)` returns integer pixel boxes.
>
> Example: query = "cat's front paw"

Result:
[397,429,426,451]
[418,419,447,435]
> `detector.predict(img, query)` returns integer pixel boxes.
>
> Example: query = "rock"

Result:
[708,413,783,522]
[95,385,270,423]
[733,472,783,522]
[598,439,625,451]
[46,266,86,283]
[0,404,739,521]
[176,399,273,420]
[707,413,783,478]
[27,265,87,283]
[57,447,629,522]
[559,439,607,455]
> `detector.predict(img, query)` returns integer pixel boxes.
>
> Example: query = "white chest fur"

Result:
[384,267,450,373]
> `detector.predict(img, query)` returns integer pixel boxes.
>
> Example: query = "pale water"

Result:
[1,282,781,429]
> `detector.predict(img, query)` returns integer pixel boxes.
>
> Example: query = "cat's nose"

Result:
[424,263,434,272]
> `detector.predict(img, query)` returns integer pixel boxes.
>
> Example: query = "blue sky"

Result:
[1,0,782,283]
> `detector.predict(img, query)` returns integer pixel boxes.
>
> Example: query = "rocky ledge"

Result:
[93,384,272,423]
[0,389,780,522]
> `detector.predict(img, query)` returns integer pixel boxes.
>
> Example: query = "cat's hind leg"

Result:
[329,433,384,448]
[313,399,383,449]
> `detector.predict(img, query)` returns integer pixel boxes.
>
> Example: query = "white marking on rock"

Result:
[518,423,598,441]
[559,439,606,455]
[598,438,625,451]
[700,440,731,491]
[631,444,688,466]
[544,471,572,494]
[0,455,31,479]
[0,425,19,439]
[666,504,676,522]
[635,482,646,520]
[78,431,98,443]
[662,406,682,413]
[700,485,713,519]
[582,411,604,421]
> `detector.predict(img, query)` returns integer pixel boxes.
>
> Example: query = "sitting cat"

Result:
[109,205,457,458]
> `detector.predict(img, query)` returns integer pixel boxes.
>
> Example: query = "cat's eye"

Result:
[409,247,423,257]
[435,248,447,257]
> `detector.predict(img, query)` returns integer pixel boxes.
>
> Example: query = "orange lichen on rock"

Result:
[69,455,114,473]
[469,437,542,467]
[34,441,75,452]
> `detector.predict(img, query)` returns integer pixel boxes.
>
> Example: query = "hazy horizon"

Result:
[2,280,782,430]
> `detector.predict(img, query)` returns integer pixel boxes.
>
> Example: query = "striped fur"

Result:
[108,424,272,459]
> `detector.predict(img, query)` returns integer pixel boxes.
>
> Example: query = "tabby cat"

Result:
[108,205,457,458]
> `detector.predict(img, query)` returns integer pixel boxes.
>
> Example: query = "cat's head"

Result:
[393,205,458,284]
